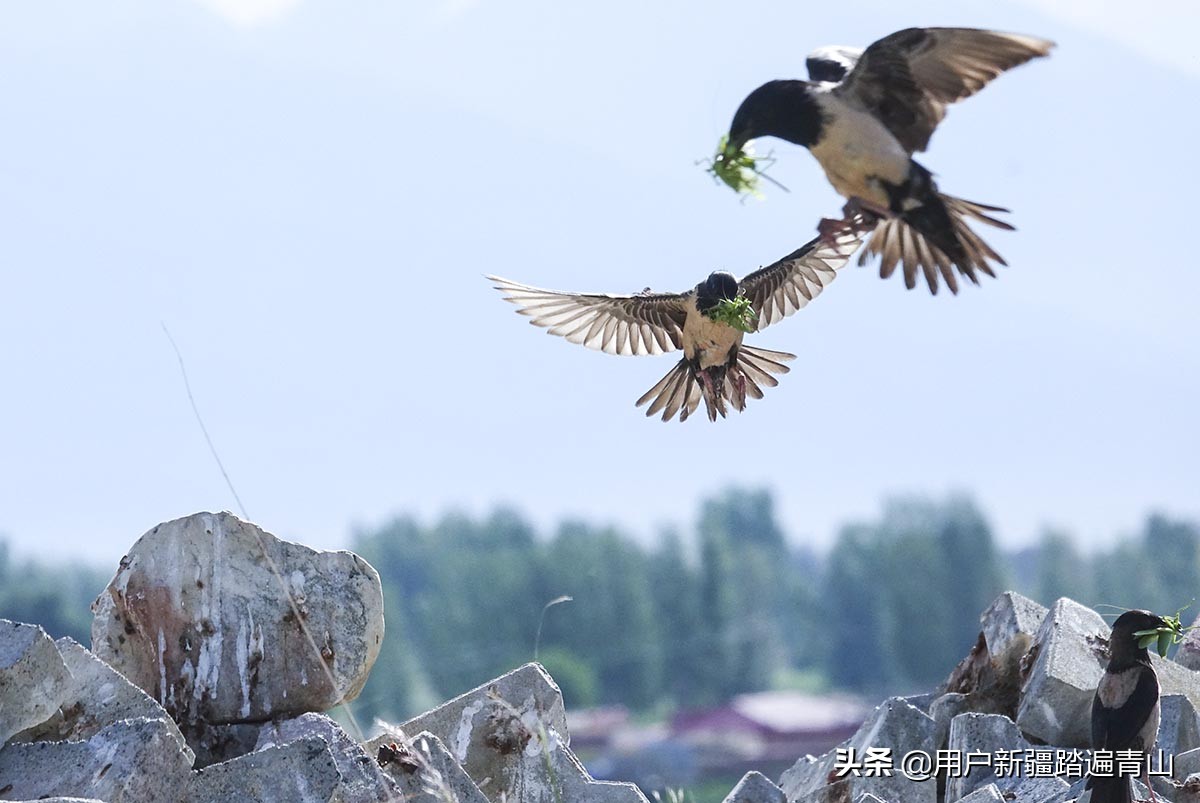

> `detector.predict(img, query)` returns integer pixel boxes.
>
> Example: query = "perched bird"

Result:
[721,27,1053,294]
[1087,610,1165,803]
[489,230,861,422]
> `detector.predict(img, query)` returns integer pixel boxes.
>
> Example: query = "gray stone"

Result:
[375,730,490,803]
[0,619,71,746]
[1152,656,1200,714]
[11,637,190,762]
[0,716,193,803]
[186,734,341,803]
[184,720,264,768]
[1176,747,1200,781]
[781,697,937,803]
[1177,620,1200,672]
[945,713,1031,802]
[1159,695,1200,759]
[856,795,888,803]
[957,784,1005,803]
[1016,598,1110,746]
[982,593,1048,679]
[930,693,971,751]
[254,713,399,802]
[722,771,786,803]
[368,663,647,803]
[91,512,385,725]
[2,799,110,802]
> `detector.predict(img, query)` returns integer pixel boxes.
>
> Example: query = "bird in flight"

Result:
[717,27,1053,294]
[489,230,861,422]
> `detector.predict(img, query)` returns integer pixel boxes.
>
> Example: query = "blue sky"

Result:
[1,0,1197,563]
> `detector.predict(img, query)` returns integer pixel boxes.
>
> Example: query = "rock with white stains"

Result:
[11,637,190,761]
[186,735,341,803]
[90,512,384,725]
[254,712,399,801]
[0,619,71,746]
[721,771,786,803]
[367,663,649,803]
[0,717,193,803]
[375,731,491,803]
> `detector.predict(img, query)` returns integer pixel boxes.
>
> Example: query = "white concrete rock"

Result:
[722,771,786,803]
[368,663,648,803]
[981,592,1048,679]
[11,637,190,762]
[186,734,341,803]
[0,619,71,746]
[0,717,193,803]
[254,712,399,802]
[1016,598,1109,746]
[91,512,384,724]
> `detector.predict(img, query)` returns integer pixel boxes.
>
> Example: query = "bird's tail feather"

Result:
[860,192,1014,295]
[635,346,795,423]
[1085,774,1132,803]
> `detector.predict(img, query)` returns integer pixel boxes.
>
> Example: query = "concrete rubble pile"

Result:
[4,513,1200,803]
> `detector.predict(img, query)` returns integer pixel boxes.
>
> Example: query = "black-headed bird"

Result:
[489,231,861,422]
[1087,610,1165,803]
[720,27,1053,295]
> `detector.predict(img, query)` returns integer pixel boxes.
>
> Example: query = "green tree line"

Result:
[2,494,1197,723]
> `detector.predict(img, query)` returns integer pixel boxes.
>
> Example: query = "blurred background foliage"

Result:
[3,491,1198,723]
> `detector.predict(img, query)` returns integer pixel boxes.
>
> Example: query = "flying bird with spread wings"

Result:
[489,230,861,422]
[716,27,1053,294]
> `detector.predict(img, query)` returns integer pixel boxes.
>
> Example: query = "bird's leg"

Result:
[1143,763,1159,803]
[842,197,888,230]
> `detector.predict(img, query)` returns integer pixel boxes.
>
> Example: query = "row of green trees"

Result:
[3,494,1197,723]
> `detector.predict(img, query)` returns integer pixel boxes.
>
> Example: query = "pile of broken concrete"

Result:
[5,512,1200,803]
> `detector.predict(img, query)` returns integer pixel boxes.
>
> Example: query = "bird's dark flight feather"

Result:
[834,27,1054,153]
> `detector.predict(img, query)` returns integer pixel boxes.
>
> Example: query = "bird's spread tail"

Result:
[635,345,795,422]
[862,169,1015,294]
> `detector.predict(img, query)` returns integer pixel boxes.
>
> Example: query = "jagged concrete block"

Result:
[945,713,1031,802]
[184,720,263,768]
[982,593,1048,678]
[0,619,71,746]
[781,697,937,803]
[930,692,971,750]
[91,512,385,725]
[254,713,399,802]
[957,784,1005,803]
[1016,598,1109,746]
[0,717,193,802]
[722,771,785,803]
[368,663,647,803]
[1,799,111,802]
[186,734,340,803]
[376,730,490,803]
[1153,655,1200,714]
[1159,695,1200,758]
[1176,747,1200,781]
[1177,621,1200,672]
[11,637,190,762]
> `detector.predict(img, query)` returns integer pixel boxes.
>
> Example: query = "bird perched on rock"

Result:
[1086,609,1165,803]
[717,27,1053,294]
[489,230,861,422]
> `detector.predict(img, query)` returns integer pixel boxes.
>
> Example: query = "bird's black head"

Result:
[1108,610,1167,667]
[728,80,825,152]
[695,271,739,314]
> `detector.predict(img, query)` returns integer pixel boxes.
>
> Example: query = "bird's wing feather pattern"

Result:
[1091,665,1160,751]
[834,27,1054,153]
[489,276,689,356]
[740,229,863,330]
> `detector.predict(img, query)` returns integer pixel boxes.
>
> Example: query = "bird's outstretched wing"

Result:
[488,276,689,356]
[833,27,1054,153]
[739,228,863,331]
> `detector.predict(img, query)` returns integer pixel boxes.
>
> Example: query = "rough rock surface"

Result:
[11,637,190,760]
[1016,598,1109,746]
[781,697,937,803]
[187,734,340,803]
[91,511,384,725]
[722,771,786,803]
[981,593,1048,682]
[369,662,648,803]
[0,717,193,803]
[377,731,491,803]
[254,712,399,801]
[0,619,70,745]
